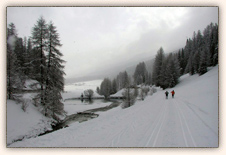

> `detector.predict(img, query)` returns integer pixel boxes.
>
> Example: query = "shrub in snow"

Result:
[143,86,150,96]
[84,89,94,100]
[151,87,157,93]
[148,86,157,96]
[122,87,136,108]
[139,86,149,100]
[134,86,139,97]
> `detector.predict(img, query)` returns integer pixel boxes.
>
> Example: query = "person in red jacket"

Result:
[171,90,175,98]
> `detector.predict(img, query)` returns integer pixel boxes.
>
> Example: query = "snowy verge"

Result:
[7,99,52,145]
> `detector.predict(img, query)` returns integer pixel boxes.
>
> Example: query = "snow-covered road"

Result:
[9,66,218,147]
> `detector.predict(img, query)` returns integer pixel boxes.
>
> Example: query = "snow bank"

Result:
[7,100,52,145]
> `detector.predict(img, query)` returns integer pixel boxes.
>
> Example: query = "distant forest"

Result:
[98,22,218,106]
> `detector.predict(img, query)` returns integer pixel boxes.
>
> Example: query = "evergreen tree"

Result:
[116,72,124,90]
[146,72,152,86]
[202,23,218,66]
[122,76,135,108]
[199,50,208,75]
[7,23,31,98]
[14,38,25,72]
[167,54,180,87]
[180,48,185,74]
[159,56,168,89]
[123,71,129,88]
[24,37,33,78]
[14,37,27,87]
[185,37,196,75]
[7,23,17,99]
[152,48,180,89]
[111,78,117,94]
[44,21,65,118]
[193,30,203,73]
[208,23,218,66]
[188,32,197,75]
[133,62,148,85]
[184,39,193,74]
[160,53,172,89]
[116,71,129,90]
[212,23,218,65]
[96,86,100,94]
[100,78,112,99]
[152,47,165,87]
[184,23,218,76]
[8,23,17,36]
[22,37,32,76]
[31,16,48,108]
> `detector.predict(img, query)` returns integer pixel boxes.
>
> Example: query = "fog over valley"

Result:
[7,7,218,83]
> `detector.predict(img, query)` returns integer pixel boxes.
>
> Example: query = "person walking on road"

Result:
[171,90,175,98]
[165,91,169,99]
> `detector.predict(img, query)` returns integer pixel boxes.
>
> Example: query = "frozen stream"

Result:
[39,99,122,136]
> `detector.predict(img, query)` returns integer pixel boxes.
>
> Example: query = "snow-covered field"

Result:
[62,79,103,100]
[8,66,218,147]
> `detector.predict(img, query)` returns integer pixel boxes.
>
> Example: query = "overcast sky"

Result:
[7,7,218,81]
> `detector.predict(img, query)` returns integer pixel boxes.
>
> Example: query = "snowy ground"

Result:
[8,66,218,147]
[7,79,111,145]
[7,98,52,145]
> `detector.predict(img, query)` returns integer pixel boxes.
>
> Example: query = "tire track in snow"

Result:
[110,126,129,147]
[110,116,137,147]
[179,98,209,115]
[113,121,136,147]
[174,100,188,147]
[174,99,197,147]
[152,103,167,147]
[177,98,217,136]
[144,102,167,147]
[107,98,158,147]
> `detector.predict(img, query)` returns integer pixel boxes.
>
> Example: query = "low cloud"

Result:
[7,7,218,81]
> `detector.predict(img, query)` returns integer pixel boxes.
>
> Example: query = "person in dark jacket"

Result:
[171,90,175,98]
[165,91,169,99]
[81,93,84,102]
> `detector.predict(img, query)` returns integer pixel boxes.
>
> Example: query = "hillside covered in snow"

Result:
[8,65,218,147]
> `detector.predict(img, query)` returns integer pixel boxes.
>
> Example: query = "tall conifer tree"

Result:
[31,16,48,112]
[7,23,18,99]
[152,47,165,87]
[44,21,65,119]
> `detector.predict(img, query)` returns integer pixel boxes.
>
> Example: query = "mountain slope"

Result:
[9,66,218,147]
